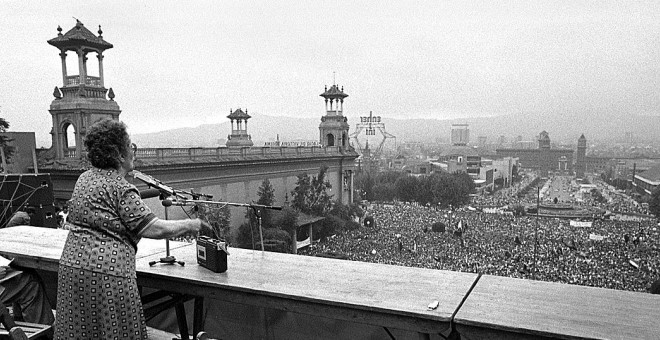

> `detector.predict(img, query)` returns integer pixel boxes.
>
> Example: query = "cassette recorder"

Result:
[196,236,229,273]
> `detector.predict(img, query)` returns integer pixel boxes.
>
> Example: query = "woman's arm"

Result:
[139,217,203,239]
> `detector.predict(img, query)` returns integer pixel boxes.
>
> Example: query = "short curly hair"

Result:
[84,118,130,169]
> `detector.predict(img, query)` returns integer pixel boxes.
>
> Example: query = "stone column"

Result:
[77,49,84,84]
[60,51,67,85]
[97,52,104,87]
[83,54,88,82]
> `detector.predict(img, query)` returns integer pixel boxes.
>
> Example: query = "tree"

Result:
[0,118,14,171]
[249,179,275,227]
[649,188,660,218]
[354,172,374,201]
[238,179,278,249]
[395,175,418,202]
[270,206,299,253]
[291,165,333,215]
[191,203,231,240]
[372,183,396,202]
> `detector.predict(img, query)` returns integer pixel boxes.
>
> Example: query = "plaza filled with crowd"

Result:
[301,175,660,293]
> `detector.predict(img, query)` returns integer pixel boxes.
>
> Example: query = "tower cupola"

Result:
[226,108,253,147]
[319,84,350,148]
[47,20,121,161]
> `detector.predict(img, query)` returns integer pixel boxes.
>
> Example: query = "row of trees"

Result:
[355,170,475,208]
[0,118,14,172]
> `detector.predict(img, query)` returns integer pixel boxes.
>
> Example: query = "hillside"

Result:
[131,113,660,148]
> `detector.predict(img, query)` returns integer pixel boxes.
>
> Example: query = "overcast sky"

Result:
[1,1,659,147]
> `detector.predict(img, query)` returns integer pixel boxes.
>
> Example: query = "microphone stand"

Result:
[133,171,282,258]
[149,194,186,267]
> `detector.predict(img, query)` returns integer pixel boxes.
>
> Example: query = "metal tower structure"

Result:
[349,111,396,159]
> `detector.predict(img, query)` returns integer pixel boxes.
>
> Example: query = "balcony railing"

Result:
[59,86,108,99]
[133,145,352,163]
[64,75,102,87]
[64,148,77,158]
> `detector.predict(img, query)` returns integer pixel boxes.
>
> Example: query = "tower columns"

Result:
[59,51,67,84]
[97,53,105,87]
[76,48,85,84]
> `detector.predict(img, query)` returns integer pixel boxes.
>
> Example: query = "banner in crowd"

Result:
[588,233,605,241]
[570,220,592,228]
[296,237,311,249]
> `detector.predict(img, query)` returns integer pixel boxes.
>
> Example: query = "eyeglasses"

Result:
[130,143,138,155]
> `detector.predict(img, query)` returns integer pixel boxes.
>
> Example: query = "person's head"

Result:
[85,118,136,172]
[650,279,660,294]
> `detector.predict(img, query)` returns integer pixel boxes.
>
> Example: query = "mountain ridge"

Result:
[131,113,660,148]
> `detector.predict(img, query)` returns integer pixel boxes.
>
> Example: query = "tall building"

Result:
[538,131,551,177]
[576,134,587,178]
[47,20,120,161]
[451,124,469,146]
[319,85,350,148]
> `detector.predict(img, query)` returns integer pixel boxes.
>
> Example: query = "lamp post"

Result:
[448,204,453,230]
[534,185,540,280]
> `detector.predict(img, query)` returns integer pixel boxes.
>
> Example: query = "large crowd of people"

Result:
[301,175,660,293]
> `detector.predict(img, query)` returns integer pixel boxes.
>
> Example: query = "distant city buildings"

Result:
[576,134,587,178]
[633,164,660,195]
[496,131,574,177]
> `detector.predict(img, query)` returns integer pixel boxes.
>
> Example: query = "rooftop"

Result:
[47,20,113,51]
[320,84,348,99]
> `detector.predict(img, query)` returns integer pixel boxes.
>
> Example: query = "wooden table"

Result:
[453,274,660,340]
[136,244,479,336]
[0,225,191,271]
[0,226,480,338]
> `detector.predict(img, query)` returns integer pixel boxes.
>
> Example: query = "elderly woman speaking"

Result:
[55,118,206,340]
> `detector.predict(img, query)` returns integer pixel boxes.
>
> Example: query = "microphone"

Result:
[162,199,173,207]
[140,188,162,199]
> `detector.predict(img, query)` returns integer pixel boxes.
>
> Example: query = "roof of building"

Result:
[295,213,325,227]
[227,108,251,119]
[47,20,113,50]
[578,134,586,141]
[439,145,480,157]
[637,164,660,182]
[320,85,348,99]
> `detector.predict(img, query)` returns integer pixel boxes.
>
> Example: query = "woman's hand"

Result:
[0,266,7,280]
[198,219,213,235]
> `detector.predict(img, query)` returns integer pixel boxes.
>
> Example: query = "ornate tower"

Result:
[576,134,587,178]
[319,85,349,148]
[538,131,551,177]
[226,108,253,147]
[47,20,120,161]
